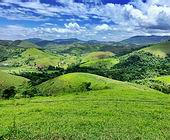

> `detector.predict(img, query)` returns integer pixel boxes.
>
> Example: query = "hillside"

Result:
[0,71,28,91]
[82,51,114,62]
[121,35,170,45]
[37,72,156,95]
[10,40,40,48]
[143,41,170,57]
[3,48,63,67]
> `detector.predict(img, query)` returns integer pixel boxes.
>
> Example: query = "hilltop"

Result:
[37,72,156,96]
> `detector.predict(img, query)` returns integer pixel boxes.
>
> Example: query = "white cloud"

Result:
[95,24,112,31]
[0,0,170,40]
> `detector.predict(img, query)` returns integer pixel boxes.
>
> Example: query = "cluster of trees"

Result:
[17,66,64,85]
[135,79,170,94]
[110,51,170,81]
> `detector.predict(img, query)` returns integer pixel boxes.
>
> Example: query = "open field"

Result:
[0,88,169,140]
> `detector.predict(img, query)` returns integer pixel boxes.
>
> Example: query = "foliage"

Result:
[135,79,170,94]
[110,51,170,81]
[0,86,16,99]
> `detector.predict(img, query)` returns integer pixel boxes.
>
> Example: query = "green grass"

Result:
[0,88,170,139]
[17,41,40,48]
[4,48,62,67]
[81,57,119,69]
[155,76,170,84]
[37,72,158,96]
[82,51,114,62]
[0,71,29,91]
[143,41,170,57]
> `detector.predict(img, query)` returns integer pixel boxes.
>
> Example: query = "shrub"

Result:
[1,86,16,99]
[80,82,92,92]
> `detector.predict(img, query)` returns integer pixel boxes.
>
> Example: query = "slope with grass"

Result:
[80,57,119,69]
[4,48,63,67]
[143,41,170,57]
[82,51,114,62]
[155,76,170,84]
[0,71,29,91]
[37,72,157,96]
[1,85,170,139]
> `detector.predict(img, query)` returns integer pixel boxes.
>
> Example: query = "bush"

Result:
[80,82,92,92]
[1,86,16,99]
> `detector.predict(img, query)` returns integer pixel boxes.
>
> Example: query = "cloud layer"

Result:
[0,0,170,41]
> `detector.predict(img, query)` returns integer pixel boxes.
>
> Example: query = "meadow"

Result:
[1,88,170,140]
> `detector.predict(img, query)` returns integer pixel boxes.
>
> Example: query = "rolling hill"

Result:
[0,71,29,91]
[82,51,114,62]
[3,48,63,67]
[37,72,157,96]
[121,35,170,45]
[143,41,170,57]
[10,40,40,48]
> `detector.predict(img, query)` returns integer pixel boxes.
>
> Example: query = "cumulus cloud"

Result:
[95,24,112,31]
[0,0,170,40]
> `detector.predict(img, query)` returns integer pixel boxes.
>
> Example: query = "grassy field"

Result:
[155,76,170,84]
[0,88,170,140]
[143,41,170,57]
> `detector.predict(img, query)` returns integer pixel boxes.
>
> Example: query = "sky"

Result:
[0,0,170,41]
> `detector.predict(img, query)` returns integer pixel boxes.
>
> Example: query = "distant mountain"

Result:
[121,35,170,45]
[25,38,43,44]
[35,38,83,47]
[0,40,12,47]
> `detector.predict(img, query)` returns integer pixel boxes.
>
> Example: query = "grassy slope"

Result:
[0,71,28,90]
[5,48,62,67]
[82,51,114,62]
[0,88,169,139]
[143,41,170,57]
[80,57,119,69]
[155,76,170,84]
[17,41,40,48]
[37,72,158,95]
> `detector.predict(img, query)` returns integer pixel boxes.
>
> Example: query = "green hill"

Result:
[4,48,63,67]
[80,57,119,69]
[0,71,28,91]
[143,41,170,57]
[82,51,114,62]
[10,40,40,48]
[37,72,157,96]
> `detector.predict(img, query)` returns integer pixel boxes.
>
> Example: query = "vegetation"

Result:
[1,88,170,139]
[0,38,170,139]
[110,51,170,81]
[143,41,170,57]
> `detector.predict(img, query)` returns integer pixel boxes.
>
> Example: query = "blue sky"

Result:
[0,0,170,41]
